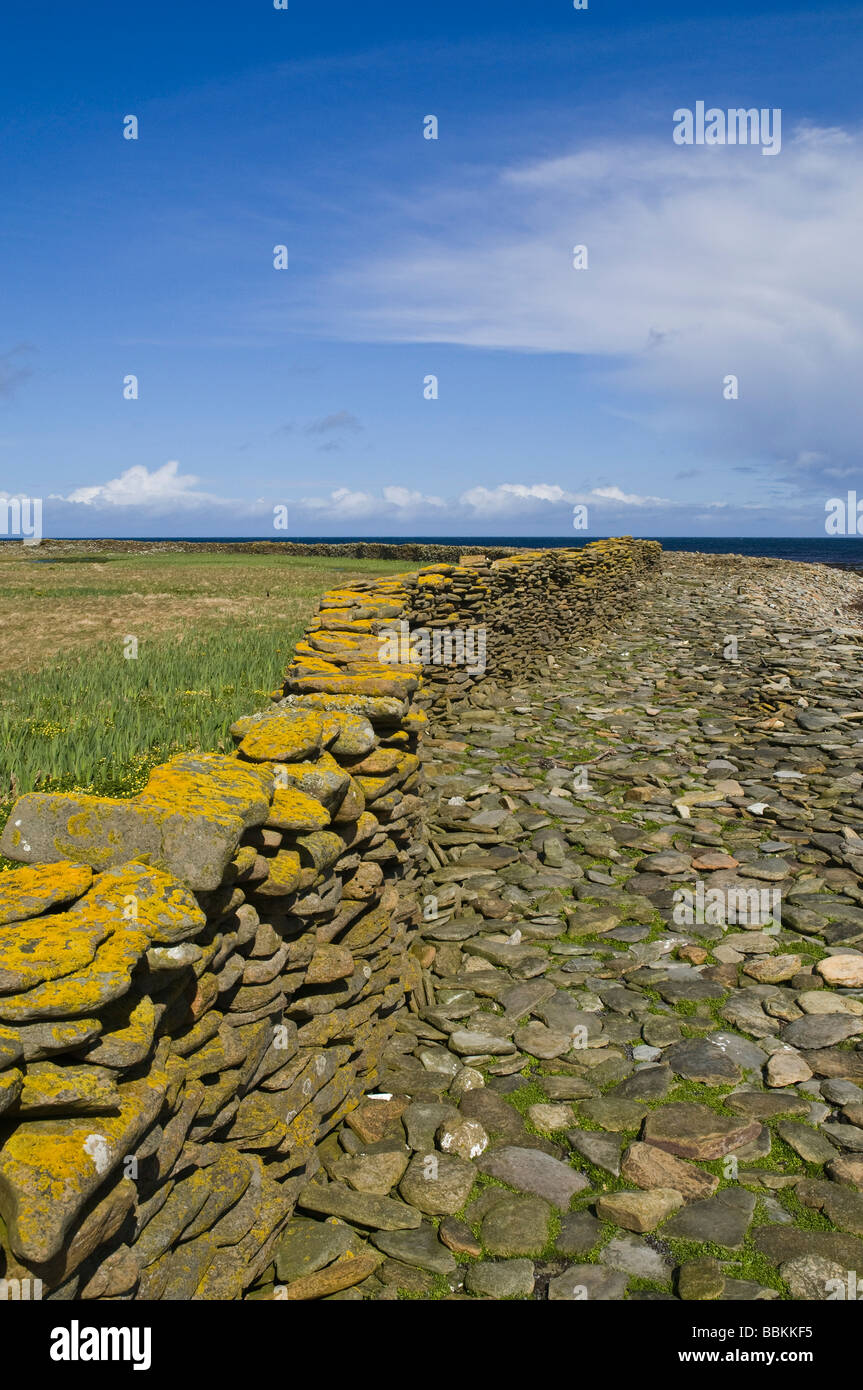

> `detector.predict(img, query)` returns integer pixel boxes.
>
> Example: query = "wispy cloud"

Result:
[305,410,363,436]
[57,461,239,511]
[307,124,863,488]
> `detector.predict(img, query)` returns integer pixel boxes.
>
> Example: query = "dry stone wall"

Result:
[0,537,659,1299]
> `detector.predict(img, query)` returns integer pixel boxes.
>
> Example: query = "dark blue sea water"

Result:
[56,536,863,569]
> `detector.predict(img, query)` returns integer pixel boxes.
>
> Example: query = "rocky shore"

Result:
[270,550,863,1301]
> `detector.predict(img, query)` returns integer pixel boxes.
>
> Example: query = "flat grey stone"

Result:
[554,1210,602,1257]
[477,1146,589,1209]
[775,1120,839,1163]
[567,1128,623,1176]
[601,1235,672,1283]
[372,1225,457,1275]
[480,1196,553,1256]
[707,1031,768,1071]
[781,1015,862,1050]
[664,1039,742,1085]
[465,1259,535,1298]
[663,1188,756,1250]
[274,1218,354,1282]
[548,1264,629,1300]
[298,1181,422,1231]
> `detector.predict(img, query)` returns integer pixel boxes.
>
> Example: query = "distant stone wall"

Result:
[0,537,659,1300]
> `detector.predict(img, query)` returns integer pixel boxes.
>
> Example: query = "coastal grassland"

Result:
[0,547,407,848]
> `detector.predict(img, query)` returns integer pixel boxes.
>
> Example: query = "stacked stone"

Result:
[0,536,655,1300]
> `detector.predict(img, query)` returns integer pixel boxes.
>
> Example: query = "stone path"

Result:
[256,552,863,1301]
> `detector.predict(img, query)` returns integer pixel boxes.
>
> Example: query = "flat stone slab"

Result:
[554,1210,602,1257]
[725,1090,809,1121]
[548,1264,629,1300]
[273,1217,355,1283]
[372,1224,457,1274]
[480,1195,553,1256]
[465,1258,535,1298]
[595,1187,683,1233]
[781,1015,863,1049]
[620,1142,719,1201]
[753,1225,863,1271]
[662,1188,756,1249]
[663,1039,742,1085]
[0,1073,166,1262]
[567,1129,623,1176]
[298,1180,422,1230]
[775,1120,839,1164]
[477,1145,589,1209]
[641,1104,761,1160]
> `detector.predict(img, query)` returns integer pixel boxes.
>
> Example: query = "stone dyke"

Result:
[0,536,660,1300]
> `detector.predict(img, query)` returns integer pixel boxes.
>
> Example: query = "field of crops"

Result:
[0,547,407,839]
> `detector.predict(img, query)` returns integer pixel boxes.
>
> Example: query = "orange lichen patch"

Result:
[0,862,93,927]
[255,850,302,897]
[0,1068,23,1115]
[237,711,328,763]
[295,831,344,874]
[0,1073,167,1262]
[344,811,380,846]
[401,709,427,735]
[340,905,392,952]
[0,913,111,995]
[67,863,206,945]
[299,634,364,656]
[287,655,342,677]
[282,692,407,722]
[269,752,350,808]
[319,712,376,756]
[343,748,405,777]
[0,926,149,1022]
[312,610,376,629]
[287,673,419,699]
[280,1252,380,1300]
[0,792,160,870]
[266,788,331,833]
[281,1104,320,1155]
[17,1062,119,1115]
[416,573,450,588]
[305,944,355,985]
[231,844,258,876]
[138,753,272,827]
[352,751,419,788]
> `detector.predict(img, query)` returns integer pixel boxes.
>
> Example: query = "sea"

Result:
[48,536,863,570]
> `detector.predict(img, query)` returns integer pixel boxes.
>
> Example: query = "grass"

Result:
[0,549,409,862]
[0,546,409,674]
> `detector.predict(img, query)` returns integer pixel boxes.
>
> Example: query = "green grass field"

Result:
[0,549,408,854]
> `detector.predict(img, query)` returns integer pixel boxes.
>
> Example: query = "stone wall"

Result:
[0,537,660,1300]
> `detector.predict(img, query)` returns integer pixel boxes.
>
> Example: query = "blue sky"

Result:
[1,0,862,538]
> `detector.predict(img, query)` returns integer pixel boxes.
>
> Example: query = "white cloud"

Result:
[459,482,673,514]
[61,461,236,511]
[589,485,670,506]
[300,485,447,518]
[315,124,863,480]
